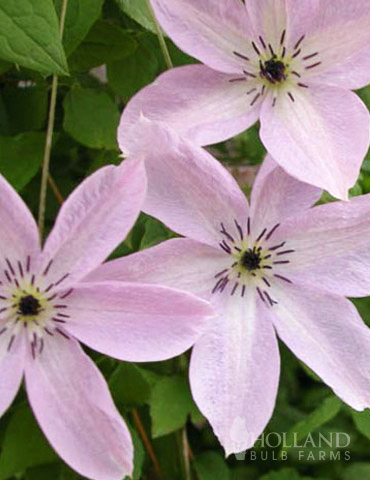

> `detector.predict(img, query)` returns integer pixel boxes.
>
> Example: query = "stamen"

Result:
[4,270,11,283]
[215,269,228,279]
[39,338,44,354]
[282,46,286,58]
[259,36,267,49]
[298,83,309,88]
[268,44,275,56]
[0,327,7,335]
[262,277,271,287]
[59,288,73,300]
[26,256,31,273]
[292,49,301,59]
[252,41,261,55]
[212,278,226,294]
[220,223,235,243]
[274,274,293,283]
[256,287,266,303]
[0,307,7,313]
[231,283,239,296]
[241,285,246,297]
[31,274,35,286]
[219,278,229,293]
[280,30,286,45]
[256,228,267,242]
[277,249,295,256]
[250,93,261,106]
[287,92,295,102]
[247,217,251,235]
[266,223,280,241]
[5,259,15,276]
[292,71,301,77]
[243,70,257,78]
[303,52,318,60]
[44,327,54,336]
[54,304,68,309]
[294,35,305,50]
[55,273,70,286]
[43,260,53,276]
[234,219,244,240]
[7,334,15,351]
[55,328,70,340]
[247,87,257,95]
[305,62,322,70]
[44,283,54,293]
[18,261,24,278]
[273,260,290,265]
[219,242,232,255]
[229,77,247,83]
[264,291,278,306]
[233,51,250,61]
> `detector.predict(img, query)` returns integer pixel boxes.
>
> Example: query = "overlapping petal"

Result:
[150,0,252,73]
[270,193,370,297]
[118,65,260,152]
[250,155,321,235]
[0,329,25,417]
[0,174,40,269]
[303,0,370,88]
[260,84,370,200]
[131,121,249,248]
[190,291,280,455]
[86,238,229,298]
[270,283,370,411]
[64,282,214,362]
[25,336,133,480]
[40,158,146,288]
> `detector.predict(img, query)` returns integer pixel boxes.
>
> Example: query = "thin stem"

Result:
[147,0,173,69]
[48,174,64,205]
[37,0,68,238]
[182,428,192,480]
[132,409,163,480]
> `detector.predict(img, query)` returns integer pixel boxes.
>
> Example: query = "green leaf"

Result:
[0,405,57,479]
[150,375,201,437]
[0,0,68,75]
[194,452,230,480]
[54,0,104,56]
[352,409,370,440]
[282,396,342,453]
[0,132,44,190]
[110,363,151,408]
[68,20,137,71]
[115,0,156,32]
[63,88,119,149]
[342,463,370,480]
[107,33,158,101]
[124,427,145,480]
[0,86,48,134]
[140,216,171,250]
[260,468,314,480]
[0,59,11,74]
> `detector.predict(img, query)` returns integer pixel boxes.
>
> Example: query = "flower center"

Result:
[240,247,262,271]
[18,295,41,316]
[213,220,295,305]
[260,57,286,84]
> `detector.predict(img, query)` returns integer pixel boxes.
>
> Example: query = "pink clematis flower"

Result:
[0,159,213,480]
[118,0,370,200]
[90,123,370,454]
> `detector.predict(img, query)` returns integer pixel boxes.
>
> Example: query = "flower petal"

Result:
[190,291,280,455]
[0,174,40,269]
[303,0,370,88]
[131,121,249,248]
[245,0,287,44]
[25,336,133,480]
[150,0,253,73]
[250,154,321,235]
[0,330,25,417]
[85,238,230,298]
[270,283,370,411]
[119,65,260,153]
[40,158,146,287]
[260,84,370,200]
[271,193,370,297]
[64,282,214,362]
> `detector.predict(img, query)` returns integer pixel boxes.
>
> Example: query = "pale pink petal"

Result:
[0,174,40,268]
[119,65,260,153]
[245,0,287,44]
[130,121,249,248]
[303,0,370,88]
[270,283,370,411]
[85,238,230,298]
[190,291,280,455]
[250,154,321,235]
[25,336,133,480]
[260,84,370,200]
[0,330,25,417]
[40,158,146,287]
[270,193,370,297]
[150,0,253,73]
[64,282,214,362]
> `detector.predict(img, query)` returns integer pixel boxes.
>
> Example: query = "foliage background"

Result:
[1,0,370,479]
